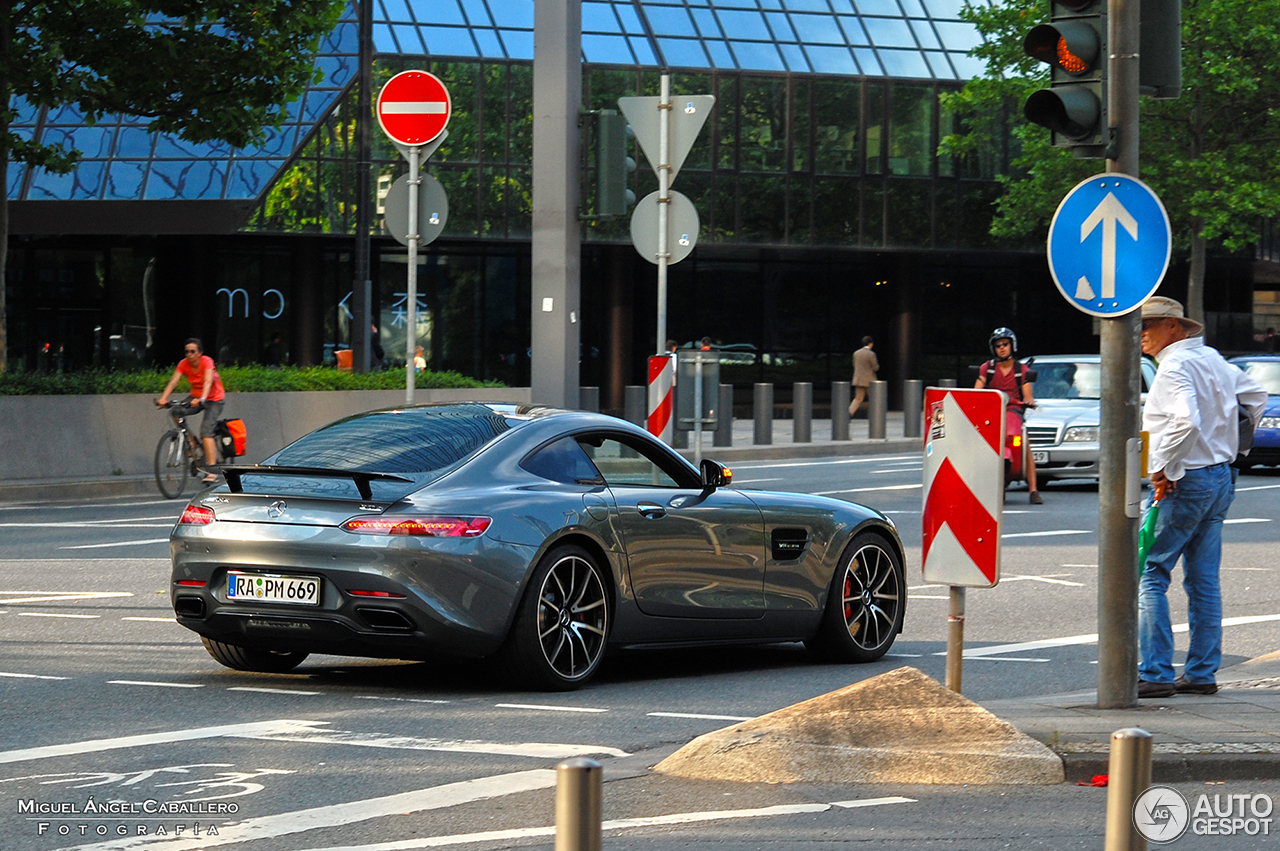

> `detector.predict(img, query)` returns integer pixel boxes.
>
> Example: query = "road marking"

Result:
[814,483,921,495]
[59,538,169,550]
[911,595,950,599]
[242,728,629,759]
[495,703,608,713]
[1225,517,1272,524]
[1237,483,1280,492]
[355,695,451,705]
[284,797,915,851]
[108,680,204,689]
[228,687,321,696]
[122,616,176,622]
[0,591,133,604]
[1002,530,1092,539]
[733,477,784,484]
[967,656,1050,663]
[0,719,324,764]
[18,612,100,619]
[0,671,67,680]
[647,712,752,722]
[0,521,172,528]
[1001,573,1086,587]
[63,769,559,851]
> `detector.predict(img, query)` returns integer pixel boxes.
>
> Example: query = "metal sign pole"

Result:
[405,146,420,405]
[655,73,670,355]
[1097,0,1142,710]
[693,354,704,466]
[946,586,965,693]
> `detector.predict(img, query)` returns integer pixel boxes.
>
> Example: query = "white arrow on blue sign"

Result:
[1047,173,1172,318]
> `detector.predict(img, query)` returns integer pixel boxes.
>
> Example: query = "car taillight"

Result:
[176,579,207,587]
[179,505,216,525]
[340,516,491,537]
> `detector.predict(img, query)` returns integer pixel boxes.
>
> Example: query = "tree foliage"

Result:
[940,0,1280,322]
[1,0,345,371]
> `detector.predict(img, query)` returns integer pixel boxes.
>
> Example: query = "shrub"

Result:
[0,365,504,396]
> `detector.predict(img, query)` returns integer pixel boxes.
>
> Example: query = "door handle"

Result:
[637,501,666,519]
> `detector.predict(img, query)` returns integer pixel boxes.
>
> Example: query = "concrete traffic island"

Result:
[654,667,1064,785]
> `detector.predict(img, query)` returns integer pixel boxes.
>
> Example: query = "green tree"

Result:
[1,0,345,372]
[941,0,1280,325]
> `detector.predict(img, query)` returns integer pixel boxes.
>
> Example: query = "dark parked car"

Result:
[169,403,906,689]
[1229,356,1280,468]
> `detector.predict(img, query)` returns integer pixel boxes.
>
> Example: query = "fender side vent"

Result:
[771,528,810,561]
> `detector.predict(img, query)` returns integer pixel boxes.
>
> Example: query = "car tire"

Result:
[200,637,308,673]
[806,532,905,664]
[497,544,610,691]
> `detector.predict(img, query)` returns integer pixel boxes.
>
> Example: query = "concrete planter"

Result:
[0,388,531,483]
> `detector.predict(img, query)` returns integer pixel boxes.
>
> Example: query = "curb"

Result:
[0,476,163,504]
[1061,752,1280,783]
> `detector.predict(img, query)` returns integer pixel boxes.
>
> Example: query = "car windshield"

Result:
[1032,361,1102,399]
[1236,361,1280,395]
[272,404,512,475]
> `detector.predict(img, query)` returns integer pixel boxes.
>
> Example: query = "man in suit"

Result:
[850,336,878,418]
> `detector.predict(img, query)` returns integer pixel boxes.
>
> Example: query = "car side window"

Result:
[575,434,696,489]
[521,437,605,485]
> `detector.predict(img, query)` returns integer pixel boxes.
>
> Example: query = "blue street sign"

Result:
[1046,174,1171,318]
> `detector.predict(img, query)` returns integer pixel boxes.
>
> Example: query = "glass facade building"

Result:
[6,1,1260,405]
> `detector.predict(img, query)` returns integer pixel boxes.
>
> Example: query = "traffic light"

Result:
[595,110,636,217]
[1023,0,1107,157]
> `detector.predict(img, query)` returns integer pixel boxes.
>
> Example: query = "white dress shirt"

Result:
[1144,336,1267,481]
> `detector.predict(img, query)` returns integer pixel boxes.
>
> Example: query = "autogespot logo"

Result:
[1134,786,1190,844]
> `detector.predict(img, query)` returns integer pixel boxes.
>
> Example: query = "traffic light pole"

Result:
[1097,0,1142,710]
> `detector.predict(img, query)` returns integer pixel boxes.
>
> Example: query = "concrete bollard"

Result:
[868,380,887,439]
[714,384,733,447]
[831,380,851,441]
[902,380,923,438]
[792,382,812,443]
[556,757,602,851]
[624,385,646,427]
[1104,728,1153,851]
[753,383,773,445]
[578,386,599,413]
[938,378,958,388]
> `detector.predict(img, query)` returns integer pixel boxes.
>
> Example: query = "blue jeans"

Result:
[1138,463,1235,685]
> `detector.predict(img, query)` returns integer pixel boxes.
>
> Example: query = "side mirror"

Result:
[700,458,732,489]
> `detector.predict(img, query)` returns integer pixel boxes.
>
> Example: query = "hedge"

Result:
[0,365,503,396]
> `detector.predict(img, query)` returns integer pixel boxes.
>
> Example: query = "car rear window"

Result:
[271,405,512,475]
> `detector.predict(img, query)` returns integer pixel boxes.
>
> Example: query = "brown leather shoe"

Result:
[1174,676,1218,695]
[1029,491,1044,504]
[1138,680,1175,698]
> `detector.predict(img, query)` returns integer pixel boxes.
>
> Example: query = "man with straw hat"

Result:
[1137,296,1266,698]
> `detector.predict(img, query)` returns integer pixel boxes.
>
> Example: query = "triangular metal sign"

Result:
[618,94,714,185]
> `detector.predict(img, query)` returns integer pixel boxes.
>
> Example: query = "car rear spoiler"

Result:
[220,465,414,500]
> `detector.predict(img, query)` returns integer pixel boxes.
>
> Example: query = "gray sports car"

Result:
[169,403,906,690]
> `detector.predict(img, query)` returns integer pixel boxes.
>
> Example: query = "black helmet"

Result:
[989,327,1017,356]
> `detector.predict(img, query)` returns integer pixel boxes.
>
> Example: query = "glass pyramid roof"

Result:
[8,0,983,204]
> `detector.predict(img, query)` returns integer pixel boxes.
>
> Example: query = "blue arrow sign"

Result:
[1047,174,1171,318]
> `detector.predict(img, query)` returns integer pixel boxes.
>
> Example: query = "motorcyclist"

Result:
[975,327,1042,504]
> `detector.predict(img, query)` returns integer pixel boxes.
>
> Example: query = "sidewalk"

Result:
[987,653,1280,782]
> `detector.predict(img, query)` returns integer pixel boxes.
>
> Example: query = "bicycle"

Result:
[154,401,223,499]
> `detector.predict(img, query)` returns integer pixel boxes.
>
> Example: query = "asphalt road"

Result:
[1,459,1278,850]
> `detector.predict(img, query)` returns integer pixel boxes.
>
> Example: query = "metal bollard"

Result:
[902,380,923,438]
[753,383,773,445]
[792,382,812,443]
[713,384,733,447]
[578,386,599,413]
[938,378,958,388]
[868,380,888,439]
[831,380,850,441]
[556,757,602,851]
[624,385,646,427]
[1104,728,1153,851]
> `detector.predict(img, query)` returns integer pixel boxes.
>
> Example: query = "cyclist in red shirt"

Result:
[975,327,1042,504]
[157,338,226,484]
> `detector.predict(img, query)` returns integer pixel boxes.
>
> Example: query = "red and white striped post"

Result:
[647,355,674,444]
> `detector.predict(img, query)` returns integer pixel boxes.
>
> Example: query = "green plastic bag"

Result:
[1137,498,1161,577]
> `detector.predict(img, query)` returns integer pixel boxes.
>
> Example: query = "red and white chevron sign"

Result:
[922,388,1006,587]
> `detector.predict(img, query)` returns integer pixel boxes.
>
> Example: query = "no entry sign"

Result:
[377,71,451,146]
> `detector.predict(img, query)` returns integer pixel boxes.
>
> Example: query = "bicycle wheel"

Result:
[155,430,190,499]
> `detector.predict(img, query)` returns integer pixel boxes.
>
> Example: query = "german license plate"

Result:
[1031,451,1049,464]
[227,572,320,605]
